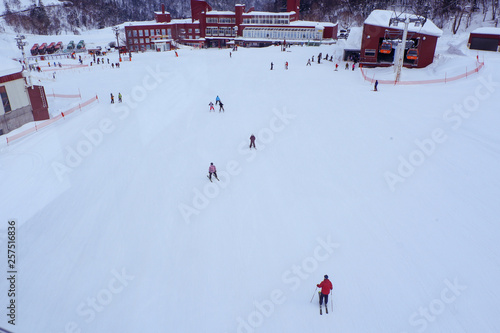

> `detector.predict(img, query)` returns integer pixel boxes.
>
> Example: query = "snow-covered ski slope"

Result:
[1,33,500,333]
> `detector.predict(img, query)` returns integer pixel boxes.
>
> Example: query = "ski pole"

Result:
[310,287,317,303]
[330,290,333,312]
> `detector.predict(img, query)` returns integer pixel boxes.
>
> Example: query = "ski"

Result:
[207,175,212,182]
[319,291,322,315]
[325,306,328,314]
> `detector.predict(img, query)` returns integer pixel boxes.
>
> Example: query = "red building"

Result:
[125,0,337,51]
[468,28,500,52]
[360,10,442,68]
[0,57,49,135]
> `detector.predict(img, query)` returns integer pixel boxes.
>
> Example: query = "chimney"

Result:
[161,4,165,14]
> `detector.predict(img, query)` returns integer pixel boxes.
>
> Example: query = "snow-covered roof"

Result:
[290,20,336,28]
[471,27,500,35]
[243,11,293,16]
[154,11,171,15]
[0,56,23,78]
[207,10,235,15]
[126,18,198,26]
[364,10,442,37]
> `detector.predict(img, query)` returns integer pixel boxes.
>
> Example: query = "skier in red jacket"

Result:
[317,275,333,313]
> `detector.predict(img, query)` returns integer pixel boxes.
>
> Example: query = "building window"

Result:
[207,17,218,23]
[364,49,376,57]
[145,30,149,37]
[151,29,155,36]
[139,30,143,37]
[180,28,185,34]
[0,86,11,113]
[161,29,166,36]
[145,38,150,43]
[127,30,131,37]
[188,28,192,33]
[195,28,200,33]
[139,38,144,44]
[132,30,137,37]
[156,29,161,35]
[134,39,138,44]
[168,28,172,37]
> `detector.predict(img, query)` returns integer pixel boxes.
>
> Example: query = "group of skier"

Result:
[209,95,224,112]
[110,92,122,104]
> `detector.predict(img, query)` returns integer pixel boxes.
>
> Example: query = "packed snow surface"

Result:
[0,29,499,333]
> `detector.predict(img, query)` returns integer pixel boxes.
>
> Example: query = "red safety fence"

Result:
[41,64,89,72]
[6,96,99,145]
[46,91,82,99]
[360,61,485,85]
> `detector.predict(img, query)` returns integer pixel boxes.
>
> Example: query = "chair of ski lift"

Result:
[379,41,392,54]
[406,48,418,60]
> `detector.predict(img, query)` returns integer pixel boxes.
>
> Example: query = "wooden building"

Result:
[0,57,49,135]
[360,10,442,69]
[468,28,500,52]
[125,0,337,51]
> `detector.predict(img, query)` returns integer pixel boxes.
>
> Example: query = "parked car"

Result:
[38,43,47,55]
[46,42,56,54]
[67,40,75,50]
[30,43,39,56]
[338,28,350,39]
[76,40,85,50]
[54,41,63,52]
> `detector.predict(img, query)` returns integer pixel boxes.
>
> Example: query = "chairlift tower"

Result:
[391,16,425,82]
[15,34,32,88]
[112,26,122,62]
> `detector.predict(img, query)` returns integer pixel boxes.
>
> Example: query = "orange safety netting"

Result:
[6,96,98,145]
[360,61,484,85]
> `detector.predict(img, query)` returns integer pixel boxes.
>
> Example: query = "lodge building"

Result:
[0,57,49,135]
[125,0,337,51]
[360,10,442,69]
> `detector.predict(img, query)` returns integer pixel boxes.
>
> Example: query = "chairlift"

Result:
[406,48,418,60]
[379,41,392,54]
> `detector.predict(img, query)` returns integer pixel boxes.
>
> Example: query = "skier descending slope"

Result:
[317,275,333,315]
[207,163,219,182]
